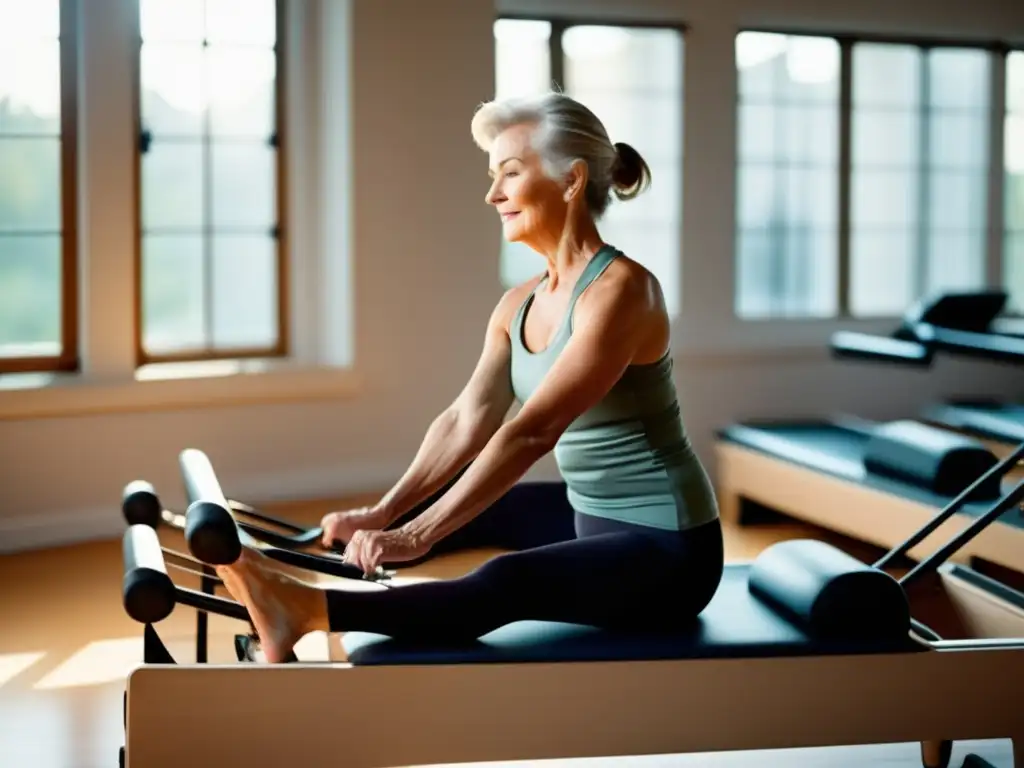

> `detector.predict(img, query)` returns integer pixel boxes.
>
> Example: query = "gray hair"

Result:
[470,92,652,218]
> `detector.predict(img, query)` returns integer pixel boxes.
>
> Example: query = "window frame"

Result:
[130,0,291,367]
[734,26,1017,322]
[0,0,81,375]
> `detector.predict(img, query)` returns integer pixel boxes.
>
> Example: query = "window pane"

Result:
[925,230,985,296]
[141,235,206,353]
[0,235,61,353]
[1006,136,1024,231]
[211,143,276,229]
[1006,234,1023,313]
[140,44,205,136]
[1008,52,1024,113]
[849,230,915,316]
[205,0,276,46]
[209,48,276,138]
[563,27,684,314]
[852,43,921,108]
[141,141,204,230]
[563,26,682,95]
[211,236,278,348]
[781,105,838,165]
[737,33,839,105]
[137,1,282,361]
[786,166,836,227]
[928,48,991,110]
[849,42,990,318]
[736,228,837,318]
[737,104,777,162]
[139,0,205,44]
[0,138,61,231]
[737,165,779,229]
[0,40,61,135]
[736,33,839,319]
[0,0,60,39]
[851,170,918,228]
[494,20,551,99]
[929,171,986,230]
[852,110,918,167]
[928,113,988,169]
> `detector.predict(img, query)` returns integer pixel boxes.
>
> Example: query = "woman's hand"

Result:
[319,507,388,549]
[342,527,431,575]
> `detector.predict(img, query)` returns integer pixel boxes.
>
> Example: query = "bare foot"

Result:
[216,549,326,663]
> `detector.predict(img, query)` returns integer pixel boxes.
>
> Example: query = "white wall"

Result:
[1,0,1022,553]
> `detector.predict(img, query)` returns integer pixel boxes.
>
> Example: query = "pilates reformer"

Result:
[117,447,1024,768]
[830,289,1024,368]
[826,289,1024,477]
[714,417,1024,572]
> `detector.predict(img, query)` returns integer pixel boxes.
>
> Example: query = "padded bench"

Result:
[342,546,920,666]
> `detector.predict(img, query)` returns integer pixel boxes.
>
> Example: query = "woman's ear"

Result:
[563,159,588,203]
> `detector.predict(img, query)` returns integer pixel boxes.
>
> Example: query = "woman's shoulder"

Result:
[585,251,666,316]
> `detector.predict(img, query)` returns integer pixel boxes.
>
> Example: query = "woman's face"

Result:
[484,123,569,247]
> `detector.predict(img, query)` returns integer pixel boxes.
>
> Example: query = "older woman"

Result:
[216,92,724,663]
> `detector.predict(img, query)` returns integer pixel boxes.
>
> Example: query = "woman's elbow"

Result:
[500,417,561,456]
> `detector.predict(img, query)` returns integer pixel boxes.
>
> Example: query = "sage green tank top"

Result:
[509,245,719,532]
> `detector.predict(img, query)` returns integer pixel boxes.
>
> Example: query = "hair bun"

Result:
[611,141,652,201]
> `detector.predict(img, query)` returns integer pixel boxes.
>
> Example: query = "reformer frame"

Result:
[119,446,1024,768]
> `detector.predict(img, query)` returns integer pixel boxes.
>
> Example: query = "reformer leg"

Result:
[921,739,952,768]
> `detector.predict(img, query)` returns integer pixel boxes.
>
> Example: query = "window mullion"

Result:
[837,38,853,317]
[986,48,1007,289]
[915,46,931,299]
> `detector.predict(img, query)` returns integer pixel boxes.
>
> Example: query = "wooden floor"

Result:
[0,494,1014,767]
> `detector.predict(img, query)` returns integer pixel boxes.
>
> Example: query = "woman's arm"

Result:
[368,289,521,526]
[402,267,659,548]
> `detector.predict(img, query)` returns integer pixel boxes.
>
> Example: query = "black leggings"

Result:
[324,480,724,642]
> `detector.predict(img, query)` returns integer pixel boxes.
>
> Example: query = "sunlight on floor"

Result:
[0,651,46,689]
[34,637,143,690]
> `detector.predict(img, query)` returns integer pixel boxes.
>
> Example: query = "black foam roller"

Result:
[122,480,161,527]
[122,525,175,624]
[185,500,242,565]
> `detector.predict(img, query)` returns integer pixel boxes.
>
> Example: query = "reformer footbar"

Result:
[122,479,333,552]
[120,477,394,665]
[118,447,1024,768]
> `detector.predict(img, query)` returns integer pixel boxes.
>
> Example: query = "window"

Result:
[850,44,990,316]
[734,33,841,319]
[0,0,77,374]
[136,0,285,364]
[1006,51,1024,313]
[492,18,684,316]
[735,32,1000,319]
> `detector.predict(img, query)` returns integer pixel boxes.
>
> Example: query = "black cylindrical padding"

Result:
[185,500,242,565]
[748,539,910,643]
[122,480,162,527]
[122,525,175,624]
[863,420,1001,499]
[179,448,242,565]
[179,448,230,507]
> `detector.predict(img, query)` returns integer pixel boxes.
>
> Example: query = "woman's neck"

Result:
[540,219,604,292]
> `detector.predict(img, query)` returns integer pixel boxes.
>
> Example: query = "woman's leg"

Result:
[218,517,724,662]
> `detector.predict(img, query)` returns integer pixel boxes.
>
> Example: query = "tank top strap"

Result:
[567,244,619,332]
[509,272,547,351]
